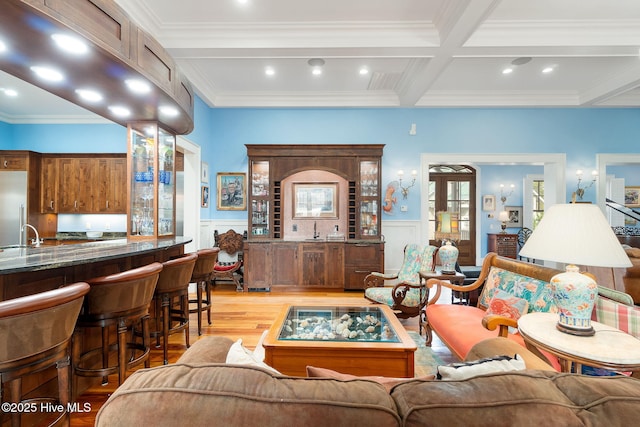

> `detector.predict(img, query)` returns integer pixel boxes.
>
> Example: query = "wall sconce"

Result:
[575,169,598,200]
[498,210,510,233]
[500,184,515,205]
[398,169,417,199]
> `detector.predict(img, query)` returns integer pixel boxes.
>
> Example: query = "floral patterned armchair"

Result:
[364,244,439,331]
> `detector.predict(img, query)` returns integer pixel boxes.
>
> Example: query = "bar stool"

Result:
[188,248,220,335]
[0,282,90,427]
[73,262,162,386]
[149,252,197,365]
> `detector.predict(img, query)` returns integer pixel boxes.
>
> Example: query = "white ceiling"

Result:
[2,0,640,122]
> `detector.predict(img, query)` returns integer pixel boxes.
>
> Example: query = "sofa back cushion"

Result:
[592,294,640,339]
[478,266,556,314]
[390,370,640,427]
[95,363,401,427]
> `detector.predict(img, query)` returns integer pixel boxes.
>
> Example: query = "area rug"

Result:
[408,331,444,377]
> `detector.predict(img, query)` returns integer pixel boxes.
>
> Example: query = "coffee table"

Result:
[262,304,417,377]
[518,312,640,374]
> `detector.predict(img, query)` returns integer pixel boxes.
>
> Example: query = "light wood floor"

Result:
[70,283,456,426]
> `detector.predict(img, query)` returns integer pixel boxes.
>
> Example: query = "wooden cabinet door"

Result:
[301,244,326,287]
[272,243,299,286]
[40,157,59,213]
[1,153,27,170]
[325,244,345,288]
[58,158,96,213]
[244,243,272,290]
[96,158,126,213]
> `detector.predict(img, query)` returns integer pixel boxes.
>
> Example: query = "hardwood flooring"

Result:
[69,284,456,426]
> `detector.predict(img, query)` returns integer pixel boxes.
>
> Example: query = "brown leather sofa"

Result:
[95,336,640,427]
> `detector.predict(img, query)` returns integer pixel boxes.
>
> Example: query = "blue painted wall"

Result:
[4,103,640,255]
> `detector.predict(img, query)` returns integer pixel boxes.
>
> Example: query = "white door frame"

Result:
[177,136,201,253]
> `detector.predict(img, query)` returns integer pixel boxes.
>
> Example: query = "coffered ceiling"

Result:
[2,0,640,123]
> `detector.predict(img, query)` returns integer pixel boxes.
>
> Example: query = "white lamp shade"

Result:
[519,203,632,268]
[498,211,510,222]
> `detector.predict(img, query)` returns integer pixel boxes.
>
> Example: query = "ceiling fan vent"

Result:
[368,72,402,91]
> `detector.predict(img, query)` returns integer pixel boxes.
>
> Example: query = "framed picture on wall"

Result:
[201,162,209,184]
[201,186,209,208]
[482,195,496,211]
[293,183,338,218]
[217,172,247,210]
[504,206,522,227]
[625,186,640,207]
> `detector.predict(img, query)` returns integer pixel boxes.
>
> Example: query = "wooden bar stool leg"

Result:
[206,279,212,326]
[183,293,190,348]
[101,326,110,385]
[9,378,21,427]
[196,281,204,335]
[162,295,170,365]
[117,319,127,385]
[142,314,151,369]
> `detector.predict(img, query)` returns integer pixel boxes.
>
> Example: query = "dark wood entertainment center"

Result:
[243,144,385,291]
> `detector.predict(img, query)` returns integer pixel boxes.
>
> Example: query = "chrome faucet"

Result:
[313,221,320,239]
[22,224,42,247]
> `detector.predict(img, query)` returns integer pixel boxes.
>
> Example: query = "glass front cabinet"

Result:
[127,122,176,239]
[357,160,380,239]
[249,160,270,237]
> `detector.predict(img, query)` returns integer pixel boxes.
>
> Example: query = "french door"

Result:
[428,166,476,266]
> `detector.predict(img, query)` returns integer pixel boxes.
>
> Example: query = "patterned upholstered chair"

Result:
[364,244,439,332]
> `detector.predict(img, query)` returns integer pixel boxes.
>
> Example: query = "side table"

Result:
[418,270,466,333]
[518,312,640,375]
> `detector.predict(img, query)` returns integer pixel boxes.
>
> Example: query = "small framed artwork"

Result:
[482,195,496,211]
[293,182,338,218]
[201,186,209,208]
[217,172,246,210]
[201,162,209,184]
[505,206,523,227]
[625,186,640,207]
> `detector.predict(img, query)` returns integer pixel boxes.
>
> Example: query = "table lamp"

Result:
[498,210,510,233]
[434,211,460,274]
[519,203,631,336]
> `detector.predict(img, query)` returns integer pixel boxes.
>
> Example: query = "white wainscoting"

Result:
[199,219,248,249]
[380,220,422,276]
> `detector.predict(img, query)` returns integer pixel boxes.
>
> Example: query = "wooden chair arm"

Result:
[481,314,518,338]
[363,272,399,289]
[391,282,424,306]
[424,277,484,307]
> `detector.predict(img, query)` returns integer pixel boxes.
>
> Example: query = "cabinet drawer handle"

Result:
[50,201,54,210]
[355,270,371,273]
[355,244,371,247]
[74,201,77,209]
[106,200,109,209]
[3,160,7,168]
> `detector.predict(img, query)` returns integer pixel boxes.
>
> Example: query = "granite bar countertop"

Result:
[0,237,192,275]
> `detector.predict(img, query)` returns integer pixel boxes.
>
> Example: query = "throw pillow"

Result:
[485,289,529,320]
[225,338,280,374]
[252,329,269,363]
[306,366,435,393]
[437,354,526,381]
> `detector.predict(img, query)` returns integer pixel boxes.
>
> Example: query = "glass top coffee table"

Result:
[263,304,417,377]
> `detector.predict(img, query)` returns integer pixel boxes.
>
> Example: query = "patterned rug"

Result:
[408,331,444,377]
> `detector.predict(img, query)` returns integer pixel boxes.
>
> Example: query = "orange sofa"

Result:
[424,253,565,370]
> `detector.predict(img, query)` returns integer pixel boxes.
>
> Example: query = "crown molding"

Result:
[211,91,399,108]
[467,20,640,47]
[415,90,580,107]
[0,112,111,125]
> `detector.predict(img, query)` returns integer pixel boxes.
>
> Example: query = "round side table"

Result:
[518,312,640,374]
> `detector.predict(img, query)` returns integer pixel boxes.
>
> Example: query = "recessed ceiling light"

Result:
[265,67,275,76]
[542,66,555,74]
[159,105,179,117]
[1,88,18,97]
[237,0,249,4]
[308,58,325,76]
[359,67,369,75]
[51,33,89,55]
[75,88,103,102]
[0,40,7,53]
[30,65,64,82]
[108,105,131,117]
[502,67,513,75]
[125,79,151,94]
